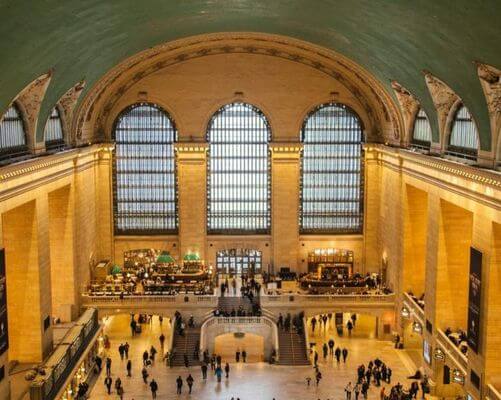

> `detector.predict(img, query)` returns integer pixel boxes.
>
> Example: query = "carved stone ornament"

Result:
[477,62,501,115]
[15,72,52,139]
[59,80,85,125]
[424,72,459,115]
[391,80,420,126]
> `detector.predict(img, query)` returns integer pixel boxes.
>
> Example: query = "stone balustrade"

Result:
[486,384,501,400]
[402,292,425,325]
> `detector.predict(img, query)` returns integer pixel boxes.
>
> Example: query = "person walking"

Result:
[315,370,322,386]
[104,376,112,395]
[215,365,223,382]
[150,346,157,363]
[143,350,149,366]
[176,376,183,394]
[106,357,112,376]
[354,382,361,400]
[311,317,317,333]
[159,333,165,348]
[335,347,341,363]
[95,355,103,372]
[342,347,348,363]
[242,350,247,363]
[187,374,194,394]
[141,367,149,384]
[114,377,122,394]
[347,320,354,335]
[224,362,230,378]
[149,379,158,399]
[328,339,335,355]
[345,382,353,400]
[118,344,125,361]
[235,350,240,362]
[322,343,328,359]
[201,362,208,379]
[117,385,124,400]
[126,360,132,377]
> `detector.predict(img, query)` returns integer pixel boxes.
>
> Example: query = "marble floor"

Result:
[88,313,422,400]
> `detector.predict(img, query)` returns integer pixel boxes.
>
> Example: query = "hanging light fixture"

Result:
[452,369,465,384]
[401,306,410,318]
[434,347,445,360]
[412,321,422,334]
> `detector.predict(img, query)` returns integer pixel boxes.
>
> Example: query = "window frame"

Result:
[299,102,365,235]
[112,102,179,235]
[206,102,272,235]
[0,103,30,164]
[411,108,432,150]
[44,105,66,151]
[446,104,479,160]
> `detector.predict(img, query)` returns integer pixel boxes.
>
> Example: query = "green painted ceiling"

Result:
[0,0,500,149]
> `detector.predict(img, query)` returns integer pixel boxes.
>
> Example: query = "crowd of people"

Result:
[444,327,468,355]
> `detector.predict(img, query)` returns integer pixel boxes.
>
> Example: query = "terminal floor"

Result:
[88,314,422,400]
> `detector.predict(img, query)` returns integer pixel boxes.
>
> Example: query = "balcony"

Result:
[435,328,468,375]
[402,292,425,325]
[81,293,218,312]
[261,292,395,309]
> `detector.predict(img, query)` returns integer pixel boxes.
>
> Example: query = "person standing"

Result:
[117,385,124,400]
[201,362,208,379]
[242,350,247,363]
[176,376,183,394]
[187,374,194,394]
[118,344,125,361]
[354,382,361,400]
[235,350,240,362]
[342,348,348,363]
[224,362,230,378]
[315,370,322,385]
[328,339,335,355]
[159,333,165,348]
[126,360,132,377]
[311,317,317,333]
[104,376,112,395]
[149,379,158,399]
[143,350,149,366]
[114,377,122,394]
[141,367,149,384]
[347,320,353,335]
[335,347,341,363]
[322,343,328,359]
[313,351,319,367]
[124,342,130,359]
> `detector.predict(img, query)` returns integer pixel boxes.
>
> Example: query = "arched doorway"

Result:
[214,332,265,362]
[216,248,262,275]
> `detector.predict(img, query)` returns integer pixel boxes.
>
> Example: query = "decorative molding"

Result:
[59,80,86,143]
[269,143,303,153]
[365,144,501,190]
[14,72,52,146]
[476,63,501,134]
[174,142,209,162]
[74,33,402,146]
[423,71,459,137]
[391,81,420,144]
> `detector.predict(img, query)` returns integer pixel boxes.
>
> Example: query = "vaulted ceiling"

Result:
[0,0,500,149]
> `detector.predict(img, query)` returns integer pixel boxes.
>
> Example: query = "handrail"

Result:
[402,292,425,325]
[29,309,100,400]
[81,293,218,306]
[261,293,395,304]
[486,384,501,400]
[436,329,468,375]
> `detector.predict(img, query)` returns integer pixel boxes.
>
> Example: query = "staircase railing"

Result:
[303,316,310,363]
[486,384,501,400]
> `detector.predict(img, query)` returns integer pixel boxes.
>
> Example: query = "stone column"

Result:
[2,198,53,363]
[0,217,10,400]
[270,143,302,272]
[175,143,208,260]
[96,146,114,262]
[469,215,501,392]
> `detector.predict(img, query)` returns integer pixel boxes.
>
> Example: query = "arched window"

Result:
[44,106,65,149]
[412,108,432,148]
[113,103,178,234]
[301,103,364,233]
[207,102,271,234]
[0,104,28,158]
[448,105,479,158]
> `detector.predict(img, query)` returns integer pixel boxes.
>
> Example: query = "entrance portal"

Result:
[216,249,262,275]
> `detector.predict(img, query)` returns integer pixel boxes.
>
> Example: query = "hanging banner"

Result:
[467,247,482,353]
[0,249,8,356]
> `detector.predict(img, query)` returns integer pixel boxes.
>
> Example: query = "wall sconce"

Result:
[412,322,422,334]
[434,348,445,361]
[401,307,410,318]
[452,369,465,385]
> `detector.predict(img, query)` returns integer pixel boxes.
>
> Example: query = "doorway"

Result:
[216,248,262,275]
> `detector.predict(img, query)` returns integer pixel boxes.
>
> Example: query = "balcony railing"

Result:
[436,328,468,375]
[402,292,425,325]
[261,293,395,307]
[486,384,501,400]
[81,293,218,307]
[29,309,101,400]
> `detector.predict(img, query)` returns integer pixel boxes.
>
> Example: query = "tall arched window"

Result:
[207,102,271,234]
[412,108,432,148]
[301,103,364,233]
[447,105,479,158]
[113,103,178,234]
[44,106,65,149]
[0,104,28,159]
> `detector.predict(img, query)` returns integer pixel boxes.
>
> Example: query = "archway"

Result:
[214,332,265,363]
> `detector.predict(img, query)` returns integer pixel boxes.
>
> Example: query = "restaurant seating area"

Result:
[86,249,214,296]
